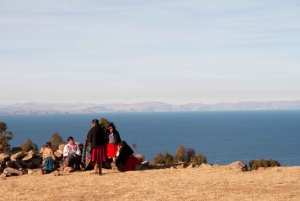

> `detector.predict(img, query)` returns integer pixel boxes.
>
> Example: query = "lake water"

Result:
[1,111,300,166]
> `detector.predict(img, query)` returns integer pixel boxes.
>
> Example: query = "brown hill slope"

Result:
[1,166,300,201]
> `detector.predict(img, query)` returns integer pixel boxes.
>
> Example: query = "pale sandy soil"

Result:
[1,166,300,201]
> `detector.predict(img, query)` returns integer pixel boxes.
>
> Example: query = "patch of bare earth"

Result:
[1,166,300,201]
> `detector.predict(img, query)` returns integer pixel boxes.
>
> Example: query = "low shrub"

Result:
[164,151,174,165]
[173,145,186,163]
[249,158,281,170]
[11,147,22,154]
[196,153,207,165]
[151,152,164,165]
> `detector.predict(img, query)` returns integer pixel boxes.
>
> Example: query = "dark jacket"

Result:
[87,125,106,148]
[115,141,133,171]
[106,130,121,145]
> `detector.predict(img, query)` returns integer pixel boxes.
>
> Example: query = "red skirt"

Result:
[123,156,141,172]
[107,143,118,158]
[91,146,106,163]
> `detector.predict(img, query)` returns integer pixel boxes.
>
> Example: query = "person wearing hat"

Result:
[87,119,106,175]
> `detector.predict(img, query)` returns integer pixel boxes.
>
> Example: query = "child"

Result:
[41,142,56,173]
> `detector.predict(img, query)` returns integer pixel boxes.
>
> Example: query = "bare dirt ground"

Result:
[1,166,300,201]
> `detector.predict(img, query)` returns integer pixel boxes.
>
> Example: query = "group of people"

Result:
[41,119,140,175]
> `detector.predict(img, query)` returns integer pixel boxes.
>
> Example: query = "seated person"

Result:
[61,136,81,171]
[115,141,140,172]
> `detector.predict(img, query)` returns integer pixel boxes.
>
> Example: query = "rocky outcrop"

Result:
[135,154,145,162]
[227,161,248,171]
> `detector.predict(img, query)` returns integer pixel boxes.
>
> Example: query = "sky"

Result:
[0,0,300,105]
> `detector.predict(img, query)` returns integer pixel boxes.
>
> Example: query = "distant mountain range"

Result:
[0,101,300,115]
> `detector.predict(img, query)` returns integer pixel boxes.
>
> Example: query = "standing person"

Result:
[41,142,56,173]
[106,122,121,162]
[87,119,106,175]
[61,136,81,171]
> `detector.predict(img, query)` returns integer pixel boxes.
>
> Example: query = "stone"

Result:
[142,161,149,166]
[228,161,248,171]
[187,163,196,168]
[10,151,25,161]
[13,161,22,169]
[198,164,213,169]
[36,163,43,169]
[63,166,73,173]
[133,164,143,171]
[176,164,184,169]
[135,154,145,162]
[31,157,42,167]
[1,173,6,180]
[25,161,33,169]
[5,161,15,168]
[4,167,23,176]
[0,153,10,164]
[28,168,43,175]
[58,144,65,152]
[16,159,27,167]
[51,170,60,176]
[22,150,34,161]
[54,150,63,158]
[39,147,45,154]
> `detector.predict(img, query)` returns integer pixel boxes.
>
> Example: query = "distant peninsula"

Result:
[0,100,300,115]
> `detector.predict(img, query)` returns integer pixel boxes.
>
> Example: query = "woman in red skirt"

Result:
[87,119,106,175]
[106,123,121,162]
[115,141,141,172]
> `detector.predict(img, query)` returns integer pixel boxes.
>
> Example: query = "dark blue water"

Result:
[1,111,299,166]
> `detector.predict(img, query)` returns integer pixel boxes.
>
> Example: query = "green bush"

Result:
[196,153,207,165]
[20,138,38,153]
[99,117,110,131]
[50,133,65,151]
[186,148,196,163]
[151,146,207,166]
[151,152,164,165]
[0,122,13,153]
[249,158,281,170]
[173,145,186,163]
[164,151,174,165]
[11,147,22,154]
[268,159,281,167]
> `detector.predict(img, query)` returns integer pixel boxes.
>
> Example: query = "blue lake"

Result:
[1,111,300,166]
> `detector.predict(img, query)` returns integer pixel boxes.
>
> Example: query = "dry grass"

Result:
[1,166,300,201]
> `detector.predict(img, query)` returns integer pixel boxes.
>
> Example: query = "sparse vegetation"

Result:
[151,145,207,166]
[186,148,196,163]
[0,122,13,153]
[99,117,110,131]
[20,138,38,153]
[196,153,207,165]
[164,151,174,165]
[50,132,65,151]
[173,145,186,163]
[249,158,281,170]
[11,147,22,154]
[151,152,164,165]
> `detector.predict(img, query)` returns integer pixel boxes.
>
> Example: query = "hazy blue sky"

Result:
[1,0,299,105]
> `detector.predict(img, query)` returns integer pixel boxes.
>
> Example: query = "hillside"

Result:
[0,166,299,201]
[1,100,300,114]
